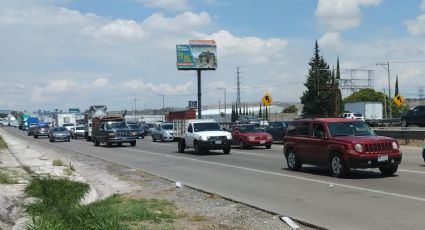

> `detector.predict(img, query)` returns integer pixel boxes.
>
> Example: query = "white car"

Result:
[339,112,365,121]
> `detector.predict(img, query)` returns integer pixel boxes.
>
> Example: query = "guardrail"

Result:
[373,127,425,140]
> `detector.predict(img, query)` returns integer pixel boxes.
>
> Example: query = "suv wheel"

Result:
[401,119,408,127]
[286,149,301,171]
[178,140,186,153]
[239,140,246,149]
[379,165,398,176]
[194,142,201,154]
[330,154,348,178]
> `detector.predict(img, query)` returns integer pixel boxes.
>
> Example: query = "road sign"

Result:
[262,93,272,106]
[188,101,197,109]
[393,94,404,107]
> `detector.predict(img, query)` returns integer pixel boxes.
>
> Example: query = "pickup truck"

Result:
[173,119,232,154]
[92,116,137,147]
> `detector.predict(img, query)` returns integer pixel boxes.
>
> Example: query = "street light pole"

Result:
[377,62,392,119]
[134,98,137,122]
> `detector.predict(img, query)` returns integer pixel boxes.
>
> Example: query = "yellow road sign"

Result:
[393,94,404,107]
[262,93,272,106]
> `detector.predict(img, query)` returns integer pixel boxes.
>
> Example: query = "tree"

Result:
[283,105,298,113]
[258,103,262,118]
[300,41,335,117]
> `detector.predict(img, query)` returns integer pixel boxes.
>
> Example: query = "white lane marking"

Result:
[399,169,425,174]
[121,148,425,203]
[230,150,266,156]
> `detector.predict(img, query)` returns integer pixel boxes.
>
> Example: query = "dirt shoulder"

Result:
[0,128,316,230]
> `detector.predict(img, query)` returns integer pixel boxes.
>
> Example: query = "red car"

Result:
[231,124,273,149]
[283,118,402,177]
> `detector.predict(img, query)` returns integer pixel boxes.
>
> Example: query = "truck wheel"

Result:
[223,147,230,154]
[178,140,186,153]
[152,135,156,142]
[94,138,100,146]
[117,143,123,147]
[286,148,301,171]
[106,140,112,147]
[194,142,201,155]
[130,141,136,146]
[329,153,348,178]
[379,165,398,176]
[401,119,408,127]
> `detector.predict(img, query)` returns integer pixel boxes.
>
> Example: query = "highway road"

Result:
[4,127,425,230]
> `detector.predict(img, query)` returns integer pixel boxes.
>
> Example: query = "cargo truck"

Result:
[91,111,137,147]
[84,105,107,141]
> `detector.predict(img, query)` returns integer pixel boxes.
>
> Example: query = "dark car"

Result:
[34,124,51,139]
[400,105,425,127]
[127,122,145,139]
[49,127,71,142]
[231,124,273,149]
[266,121,289,141]
[142,123,154,136]
[27,124,37,136]
[283,118,402,178]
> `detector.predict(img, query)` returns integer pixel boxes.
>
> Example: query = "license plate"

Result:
[260,141,266,144]
[215,140,222,145]
[378,155,388,162]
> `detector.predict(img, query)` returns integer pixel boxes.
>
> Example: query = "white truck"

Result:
[344,102,383,126]
[84,105,107,141]
[54,113,77,128]
[173,119,232,154]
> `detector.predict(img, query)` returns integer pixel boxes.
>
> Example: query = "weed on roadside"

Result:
[0,136,7,149]
[25,177,177,230]
[0,169,17,184]
[68,162,75,171]
[52,159,64,166]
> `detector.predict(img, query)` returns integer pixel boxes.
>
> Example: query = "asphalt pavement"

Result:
[4,127,425,230]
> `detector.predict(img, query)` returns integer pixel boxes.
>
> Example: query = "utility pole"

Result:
[134,98,138,122]
[377,62,392,119]
[383,88,387,119]
[160,95,165,121]
[236,66,241,109]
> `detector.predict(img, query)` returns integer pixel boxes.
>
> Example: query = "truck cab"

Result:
[92,117,137,147]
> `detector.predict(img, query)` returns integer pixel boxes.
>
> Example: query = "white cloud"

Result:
[315,0,382,32]
[318,32,344,50]
[143,12,212,32]
[83,19,145,41]
[119,78,193,94]
[45,80,78,93]
[134,0,190,11]
[422,0,425,11]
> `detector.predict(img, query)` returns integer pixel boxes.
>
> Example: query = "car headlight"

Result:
[109,132,116,137]
[247,136,255,141]
[200,136,208,141]
[392,141,399,150]
[354,143,363,152]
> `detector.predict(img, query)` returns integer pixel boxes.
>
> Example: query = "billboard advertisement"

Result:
[176,40,217,70]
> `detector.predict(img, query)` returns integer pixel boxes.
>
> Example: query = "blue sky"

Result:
[0,0,425,112]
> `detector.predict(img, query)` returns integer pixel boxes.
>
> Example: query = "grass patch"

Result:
[0,170,17,184]
[25,177,177,230]
[0,136,7,149]
[190,214,208,222]
[52,159,64,167]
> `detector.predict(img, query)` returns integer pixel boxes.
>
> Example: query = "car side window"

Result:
[286,122,297,136]
[312,124,325,138]
[297,122,310,136]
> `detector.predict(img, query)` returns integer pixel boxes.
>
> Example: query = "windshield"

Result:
[128,124,141,129]
[239,125,262,133]
[63,124,74,127]
[194,122,221,132]
[54,127,67,132]
[161,124,173,130]
[76,127,84,130]
[328,121,375,137]
[105,122,129,129]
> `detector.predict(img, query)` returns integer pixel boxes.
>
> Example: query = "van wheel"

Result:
[379,165,398,176]
[178,140,186,153]
[286,149,301,171]
[330,153,348,178]
[401,119,408,127]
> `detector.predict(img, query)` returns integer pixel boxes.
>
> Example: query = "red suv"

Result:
[283,118,402,177]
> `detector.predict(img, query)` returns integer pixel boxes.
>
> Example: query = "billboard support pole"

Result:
[197,70,202,119]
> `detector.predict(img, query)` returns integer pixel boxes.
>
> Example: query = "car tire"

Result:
[117,143,123,147]
[106,140,112,147]
[130,141,136,147]
[423,149,425,162]
[223,147,231,154]
[265,144,271,149]
[239,140,246,149]
[34,135,38,139]
[330,153,348,178]
[286,148,301,171]
[401,119,408,127]
[67,138,70,142]
[152,135,156,142]
[178,140,186,153]
[379,165,398,176]
[49,138,54,142]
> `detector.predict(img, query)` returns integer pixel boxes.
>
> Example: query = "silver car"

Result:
[49,127,71,142]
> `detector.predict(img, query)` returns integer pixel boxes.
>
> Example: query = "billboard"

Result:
[176,40,217,70]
